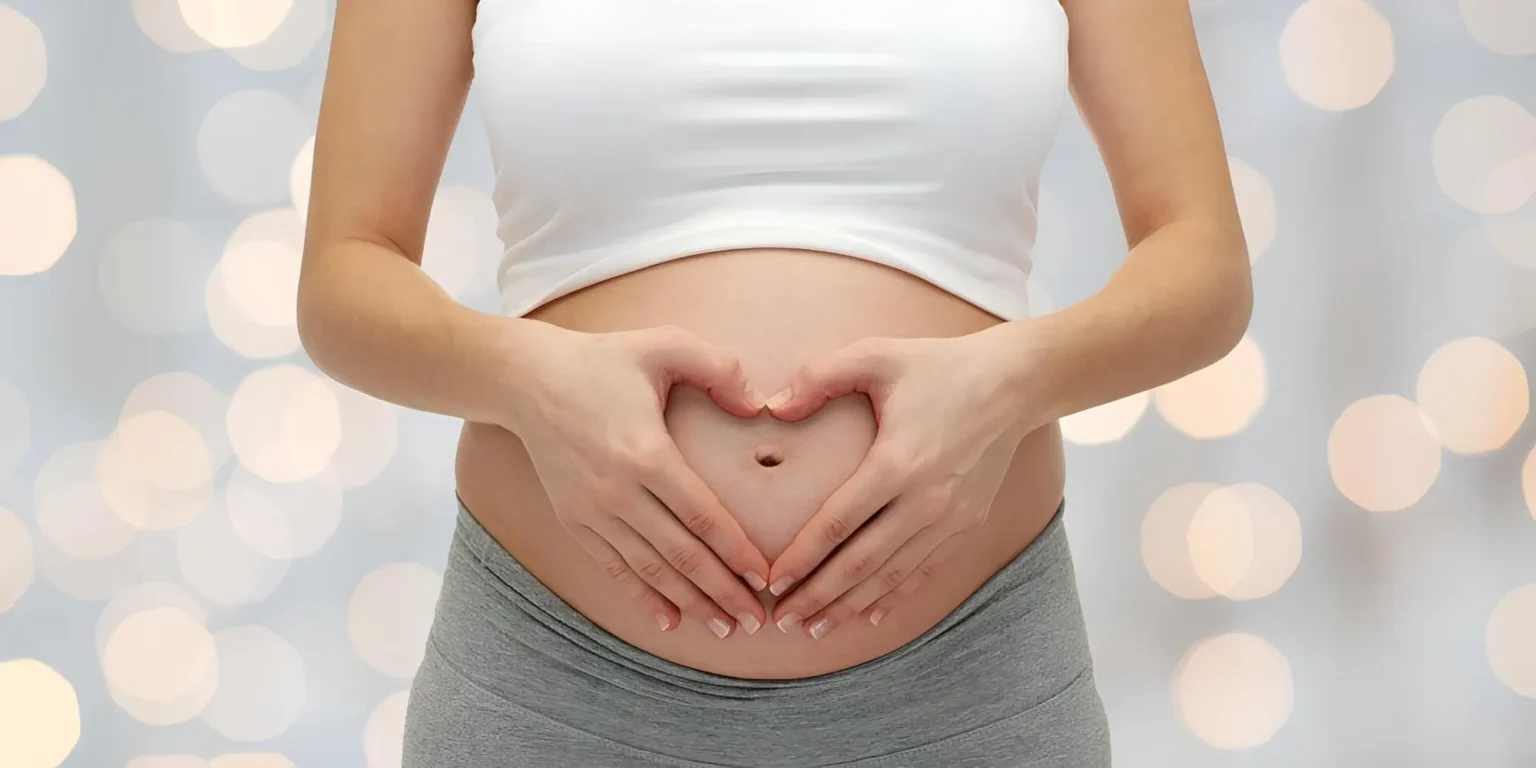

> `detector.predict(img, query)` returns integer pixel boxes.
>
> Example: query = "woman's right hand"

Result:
[498,321,771,638]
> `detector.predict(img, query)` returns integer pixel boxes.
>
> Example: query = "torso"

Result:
[455,247,1065,679]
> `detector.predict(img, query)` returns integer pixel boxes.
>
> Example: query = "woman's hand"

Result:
[500,322,773,639]
[761,326,1033,639]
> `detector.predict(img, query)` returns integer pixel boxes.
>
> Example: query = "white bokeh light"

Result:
[1487,583,1536,698]
[95,582,209,661]
[1060,392,1149,446]
[423,186,501,299]
[122,373,233,473]
[1229,157,1277,263]
[34,441,138,559]
[0,375,28,479]
[200,626,307,742]
[1523,445,1536,522]
[197,89,311,206]
[326,380,400,489]
[1142,482,1224,600]
[98,410,215,531]
[176,499,289,606]
[127,757,208,768]
[99,219,211,335]
[1173,633,1293,749]
[220,240,302,328]
[0,154,77,276]
[1328,395,1442,512]
[1187,484,1302,601]
[1484,195,1536,271]
[0,658,81,767]
[1416,337,1528,454]
[1432,96,1536,215]
[178,0,293,49]
[290,136,314,221]
[227,0,325,71]
[1458,0,1536,56]
[226,465,343,559]
[0,506,35,613]
[102,607,218,703]
[133,0,211,51]
[348,563,442,679]
[364,692,410,768]
[207,209,305,358]
[1155,336,1267,439]
[210,755,296,768]
[0,6,46,121]
[228,365,343,482]
[1279,0,1394,112]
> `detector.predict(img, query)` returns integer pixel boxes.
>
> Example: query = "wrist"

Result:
[978,319,1063,435]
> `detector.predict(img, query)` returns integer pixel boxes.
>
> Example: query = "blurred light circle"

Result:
[102,607,217,702]
[219,240,301,328]
[0,155,77,276]
[1142,482,1223,600]
[1484,196,1536,270]
[1155,336,1267,439]
[1487,583,1536,698]
[1185,488,1255,598]
[1279,0,1394,111]
[1459,0,1536,56]
[178,0,293,48]
[1061,392,1149,446]
[226,465,343,559]
[1173,633,1293,749]
[1214,484,1302,601]
[227,0,325,71]
[175,499,289,606]
[127,757,208,768]
[0,658,80,767]
[423,186,501,299]
[1444,224,1536,338]
[227,365,342,482]
[200,626,307,742]
[206,209,304,358]
[0,507,35,613]
[210,755,296,768]
[31,531,155,603]
[1328,395,1442,512]
[99,219,211,335]
[122,372,233,473]
[290,136,314,221]
[95,582,208,661]
[1432,96,1536,214]
[133,0,213,52]
[0,375,27,479]
[0,6,46,121]
[1416,337,1528,453]
[1229,157,1277,263]
[34,442,138,559]
[98,411,214,531]
[364,692,410,768]
[348,563,442,679]
[197,89,310,206]
[326,380,399,489]
[1523,445,1536,522]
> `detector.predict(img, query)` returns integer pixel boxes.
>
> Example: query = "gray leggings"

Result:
[403,499,1111,767]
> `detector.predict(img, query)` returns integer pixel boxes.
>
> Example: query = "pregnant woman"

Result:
[297,0,1251,764]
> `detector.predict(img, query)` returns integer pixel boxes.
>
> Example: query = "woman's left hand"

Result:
[762,325,1036,639]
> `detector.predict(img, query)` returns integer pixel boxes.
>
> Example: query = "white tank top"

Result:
[471,0,1070,320]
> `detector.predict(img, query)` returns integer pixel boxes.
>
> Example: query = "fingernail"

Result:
[747,388,768,410]
[807,618,831,640]
[743,572,768,591]
[709,618,732,639]
[776,612,802,634]
[736,612,761,635]
[655,613,671,632]
[768,577,795,596]
[765,388,792,410]
[869,608,887,626]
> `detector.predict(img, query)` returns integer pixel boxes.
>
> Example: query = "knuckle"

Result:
[679,508,717,539]
[602,558,632,583]
[635,558,667,582]
[666,545,706,577]
[841,551,877,581]
[878,563,907,590]
[820,516,852,545]
[588,483,626,515]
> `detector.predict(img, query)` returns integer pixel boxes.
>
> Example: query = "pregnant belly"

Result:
[454,248,1065,678]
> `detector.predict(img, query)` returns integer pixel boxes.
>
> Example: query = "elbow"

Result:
[1205,235,1255,365]
[294,263,336,374]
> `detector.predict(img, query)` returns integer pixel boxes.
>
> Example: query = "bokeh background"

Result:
[1,0,1534,765]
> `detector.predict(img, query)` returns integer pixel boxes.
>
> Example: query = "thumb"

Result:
[767,339,891,422]
[644,326,762,418]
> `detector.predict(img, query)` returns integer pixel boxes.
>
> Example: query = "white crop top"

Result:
[470,0,1070,321]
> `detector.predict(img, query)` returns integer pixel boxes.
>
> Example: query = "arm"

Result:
[999,0,1253,427]
[298,0,771,637]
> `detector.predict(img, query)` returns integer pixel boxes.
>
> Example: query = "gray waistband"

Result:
[443,495,1083,710]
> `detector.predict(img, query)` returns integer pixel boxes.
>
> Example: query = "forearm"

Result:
[998,219,1253,430]
[296,239,536,429]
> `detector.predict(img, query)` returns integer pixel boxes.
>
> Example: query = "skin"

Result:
[298,0,1249,641]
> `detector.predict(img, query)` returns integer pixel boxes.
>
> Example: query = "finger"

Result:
[765,442,904,597]
[799,524,951,639]
[766,339,890,422]
[643,326,762,417]
[567,523,682,632]
[770,500,934,638]
[596,515,742,639]
[861,534,966,627]
[642,440,773,598]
